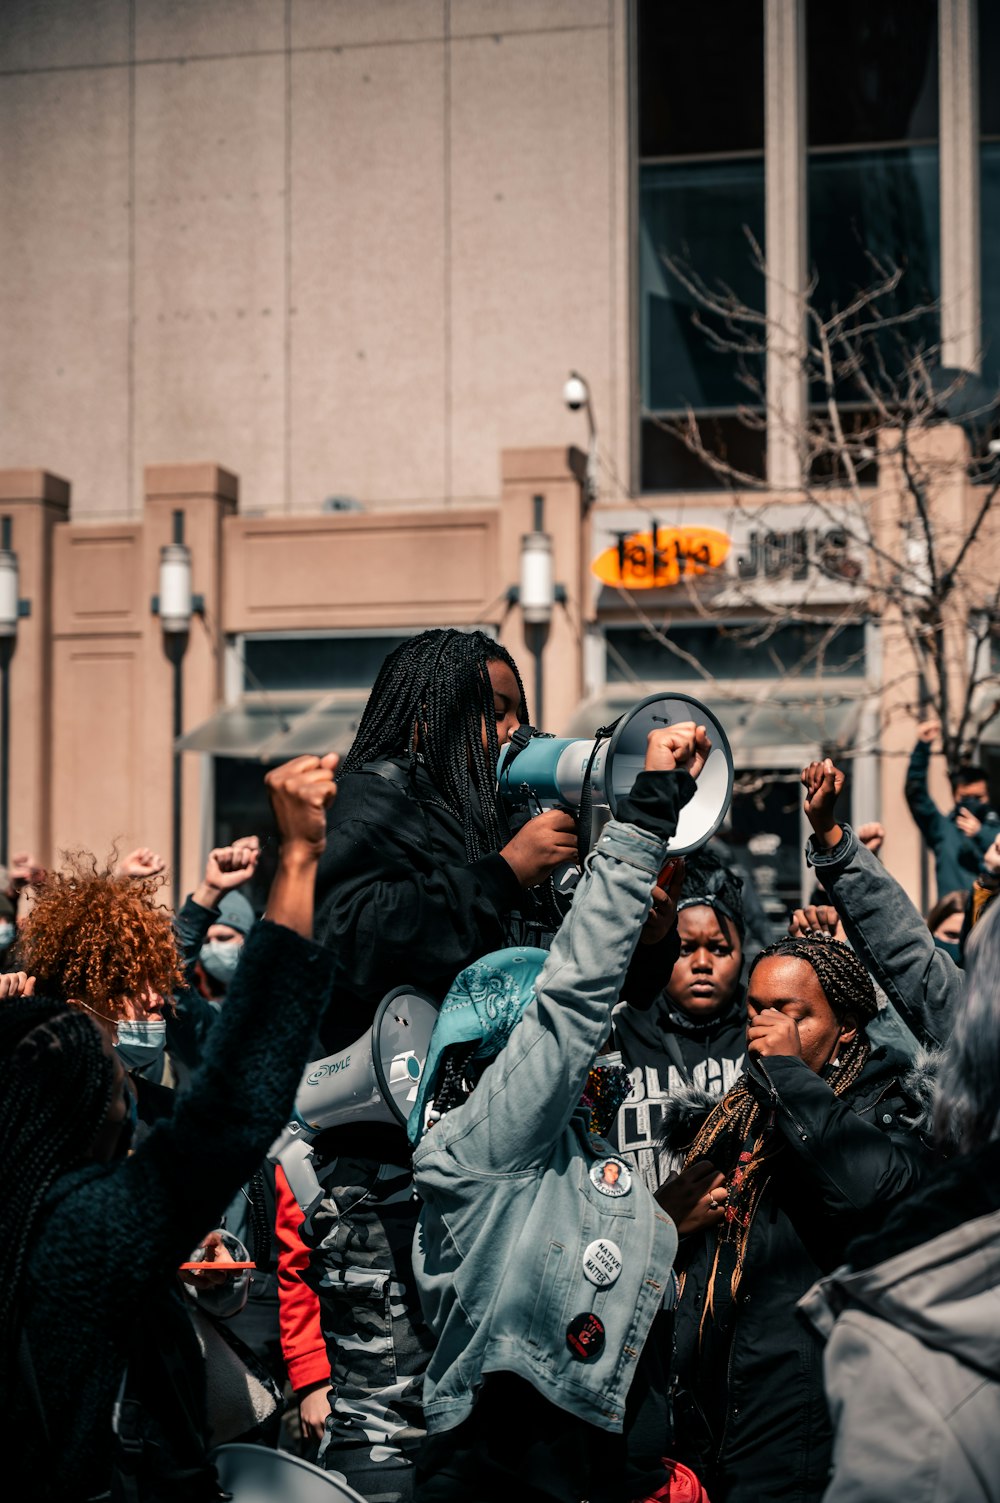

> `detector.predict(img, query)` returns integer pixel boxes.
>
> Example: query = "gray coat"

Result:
[800,1154,1000,1503]
[808,824,964,1047]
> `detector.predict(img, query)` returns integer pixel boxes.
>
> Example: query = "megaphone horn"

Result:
[497,691,734,857]
[269,986,439,1216]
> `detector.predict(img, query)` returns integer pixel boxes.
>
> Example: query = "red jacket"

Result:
[274,1165,330,1393]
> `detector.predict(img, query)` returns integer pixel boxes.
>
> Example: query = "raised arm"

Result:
[802,759,962,1046]
[430,726,709,1175]
[903,721,946,842]
[169,838,262,1065]
[56,755,339,1320]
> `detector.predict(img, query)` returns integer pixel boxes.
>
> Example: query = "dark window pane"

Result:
[214,757,283,914]
[981,0,1000,136]
[807,146,940,395]
[982,144,1000,387]
[806,408,880,486]
[638,0,764,158]
[807,0,938,147]
[641,416,766,492]
[640,159,765,413]
[243,634,414,692]
[606,624,866,683]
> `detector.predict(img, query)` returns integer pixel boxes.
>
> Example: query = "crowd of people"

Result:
[1,627,998,1503]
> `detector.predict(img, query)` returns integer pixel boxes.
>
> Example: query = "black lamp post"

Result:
[0,516,28,867]
[154,511,201,909]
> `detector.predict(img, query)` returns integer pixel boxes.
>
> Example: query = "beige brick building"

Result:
[1,1,996,918]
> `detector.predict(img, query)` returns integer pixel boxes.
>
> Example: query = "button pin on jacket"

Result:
[590,1157,631,1197]
[566,1312,606,1361]
[582,1238,623,1288]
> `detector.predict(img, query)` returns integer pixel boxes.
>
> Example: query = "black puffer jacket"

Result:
[314,758,525,1046]
[666,1046,930,1503]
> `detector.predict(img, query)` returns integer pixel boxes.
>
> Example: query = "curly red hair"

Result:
[14,851,184,1020]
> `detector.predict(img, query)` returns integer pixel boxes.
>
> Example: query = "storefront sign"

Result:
[591,524,731,589]
[590,504,867,608]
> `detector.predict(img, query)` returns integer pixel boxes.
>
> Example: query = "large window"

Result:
[605,622,867,684]
[806,0,940,400]
[980,0,1000,389]
[636,0,948,491]
[637,1,765,491]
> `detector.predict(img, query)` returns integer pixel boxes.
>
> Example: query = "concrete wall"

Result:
[0,0,630,519]
[0,451,584,895]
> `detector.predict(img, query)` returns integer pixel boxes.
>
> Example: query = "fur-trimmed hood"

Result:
[659,1044,940,1156]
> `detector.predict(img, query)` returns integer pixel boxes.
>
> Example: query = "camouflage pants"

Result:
[304,1156,435,1503]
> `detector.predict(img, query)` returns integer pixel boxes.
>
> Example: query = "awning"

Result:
[176,693,368,762]
[562,688,867,764]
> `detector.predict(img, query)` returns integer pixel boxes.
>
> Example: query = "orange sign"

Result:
[592,524,731,589]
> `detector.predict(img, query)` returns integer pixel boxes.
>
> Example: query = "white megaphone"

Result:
[497,691,734,856]
[269,986,439,1217]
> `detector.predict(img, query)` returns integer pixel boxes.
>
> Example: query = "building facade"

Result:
[2,1,997,914]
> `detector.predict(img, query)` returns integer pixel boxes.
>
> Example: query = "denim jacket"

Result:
[412,816,680,1435]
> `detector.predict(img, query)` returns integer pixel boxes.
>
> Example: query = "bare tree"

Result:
[634,233,1000,780]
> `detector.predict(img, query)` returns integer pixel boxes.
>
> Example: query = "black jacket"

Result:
[9,922,335,1502]
[667,1046,929,1503]
[314,759,524,1045]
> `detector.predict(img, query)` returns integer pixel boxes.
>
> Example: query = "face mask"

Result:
[0,920,15,949]
[934,937,963,966]
[199,939,242,989]
[957,798,990,820]
[115,1016,167,1075]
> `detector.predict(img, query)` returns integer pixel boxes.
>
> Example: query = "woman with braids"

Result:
[664,931,929,1503]
[0,754,338,1502]
[285,628,579,1500]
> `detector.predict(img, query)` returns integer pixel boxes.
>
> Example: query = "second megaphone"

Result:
[497,691,733,856]
[269,985,438,1216]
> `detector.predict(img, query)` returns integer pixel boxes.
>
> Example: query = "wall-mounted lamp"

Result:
[563,369,599,510]
[507,495,566,726]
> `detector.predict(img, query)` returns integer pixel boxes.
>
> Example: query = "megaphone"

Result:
[497,691,733,856]
[269,986,438,1217]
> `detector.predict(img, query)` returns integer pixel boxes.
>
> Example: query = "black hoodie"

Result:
[607,990,747,1191]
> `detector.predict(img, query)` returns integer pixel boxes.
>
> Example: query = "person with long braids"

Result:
[664,931,929,1503]
[284,629,581,1500]
[0,754,338,1502]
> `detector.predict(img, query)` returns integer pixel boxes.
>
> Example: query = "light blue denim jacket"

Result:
[412,817,680,1435]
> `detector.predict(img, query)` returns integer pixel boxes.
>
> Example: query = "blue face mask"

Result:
[115,1017,167,1075]
[199,939,242,989]
[0,920,15,950]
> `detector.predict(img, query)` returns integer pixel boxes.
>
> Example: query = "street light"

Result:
[563,370,599,510]
[0,518,28,866]
[153,511,203,908]
[512,495,565,728]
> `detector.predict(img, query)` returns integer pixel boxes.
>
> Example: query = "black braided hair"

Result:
[0,997,115,1350]
[343,629,528,863]
[677,848,746,944]
[748,931,878,1024]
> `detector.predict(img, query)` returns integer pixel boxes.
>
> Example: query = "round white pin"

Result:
[582,1238,623,1288]
[589,1156,632,1197]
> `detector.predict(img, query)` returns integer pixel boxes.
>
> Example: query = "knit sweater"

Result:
[9,919,335,1501]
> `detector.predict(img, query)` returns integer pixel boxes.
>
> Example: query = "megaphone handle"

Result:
[657,857,681,891]
[277,1141,326,1222]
